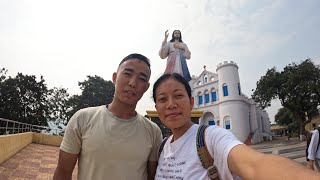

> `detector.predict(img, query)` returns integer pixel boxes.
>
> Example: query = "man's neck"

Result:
[107,101,137,119]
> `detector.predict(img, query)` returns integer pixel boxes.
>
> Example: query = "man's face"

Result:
[113,59,150,106]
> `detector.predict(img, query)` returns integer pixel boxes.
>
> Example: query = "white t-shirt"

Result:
[155,124,242,180]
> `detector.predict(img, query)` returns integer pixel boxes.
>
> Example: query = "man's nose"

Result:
[128,78,137,88]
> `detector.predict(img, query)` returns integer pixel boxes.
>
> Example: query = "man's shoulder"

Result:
[137,114,161,131]
[70,105,105,123]
[76,105,105,116]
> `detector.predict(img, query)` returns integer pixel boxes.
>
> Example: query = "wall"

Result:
[0,133,33,165]
[0,133,63,164]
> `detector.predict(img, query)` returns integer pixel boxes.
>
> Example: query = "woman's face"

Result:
[155,78,194,130]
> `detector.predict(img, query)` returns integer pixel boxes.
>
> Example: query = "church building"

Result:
[190,61,271,144]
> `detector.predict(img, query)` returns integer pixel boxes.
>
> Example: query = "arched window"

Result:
[211,88,217,102]
[204,90,209,104]
[224,116,231,129]
[238,83,241,95]
[223,83,228,96]
[204,74,208,83]
[197,92,203,105]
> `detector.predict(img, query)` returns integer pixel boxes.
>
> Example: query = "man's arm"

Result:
[228,144,320,180]
[147,160,158,180]
[308,130,319,170]
[53,150,78,180]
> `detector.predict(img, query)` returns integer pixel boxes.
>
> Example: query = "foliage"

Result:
[78,75,115,109]
[275,107,299,135]
[64,75,115,123]
[47,87,70,123]
[0,68,115,128]
[275,107,294,126]
[0,71,50,126]
[252,59,320,135]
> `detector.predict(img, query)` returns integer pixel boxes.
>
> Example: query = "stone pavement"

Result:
[0,136,309,179]
[0,143,77,180]
[250,136,308,166]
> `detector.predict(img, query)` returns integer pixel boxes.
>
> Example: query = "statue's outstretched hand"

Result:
[165,30,169,39]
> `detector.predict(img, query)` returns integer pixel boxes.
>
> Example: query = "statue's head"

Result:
[170,30,183,42]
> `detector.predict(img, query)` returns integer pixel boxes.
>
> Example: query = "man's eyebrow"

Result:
[123,68,148,79]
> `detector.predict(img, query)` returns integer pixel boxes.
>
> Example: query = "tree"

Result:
[64,75,115,123]
[275,107,299,136]
[0,72,50,126]
[78,75,115,109]
[252,59,320,137]
[47,87,70,123]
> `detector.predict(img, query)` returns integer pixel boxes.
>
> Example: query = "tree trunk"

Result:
[299,123,306,141]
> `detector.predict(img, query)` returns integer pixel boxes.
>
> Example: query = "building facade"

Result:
[190,61,271,144]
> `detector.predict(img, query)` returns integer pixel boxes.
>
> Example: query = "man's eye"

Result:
[176,94,183,98]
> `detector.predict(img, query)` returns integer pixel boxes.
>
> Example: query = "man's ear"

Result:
[112,72,117,83]
[144,82,150,93]
[190,96,194,110]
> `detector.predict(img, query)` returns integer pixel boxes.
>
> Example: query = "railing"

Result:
[0,118,62,136]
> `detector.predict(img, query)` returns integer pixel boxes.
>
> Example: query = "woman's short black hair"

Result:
[152,73,191,102]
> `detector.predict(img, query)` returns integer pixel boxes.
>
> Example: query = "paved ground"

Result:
[250,136,308,166]
[0,143,77,180]
[0,136,309,179]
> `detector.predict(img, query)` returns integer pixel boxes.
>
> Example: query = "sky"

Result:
[1,0,319,123]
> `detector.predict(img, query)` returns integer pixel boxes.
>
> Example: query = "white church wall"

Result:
[219,101,250,142]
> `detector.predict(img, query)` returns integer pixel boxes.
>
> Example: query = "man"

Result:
[308,124,320,171]
[159,30,192,81]
[53,53,163,180]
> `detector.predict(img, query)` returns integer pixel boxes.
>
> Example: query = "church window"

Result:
[223,83,228,96]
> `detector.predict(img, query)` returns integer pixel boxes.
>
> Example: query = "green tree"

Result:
[78,75,115,109]
[47,87,70,123]
[252,59,320,137]
[64,75,115,123]
[275,107,299,136]
[0,72,50,126]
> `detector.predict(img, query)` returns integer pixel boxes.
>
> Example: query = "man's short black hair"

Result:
[119,53,151,71]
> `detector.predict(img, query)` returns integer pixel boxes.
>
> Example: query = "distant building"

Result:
[190,61,271,144]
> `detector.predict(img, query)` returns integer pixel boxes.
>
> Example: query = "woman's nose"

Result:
[166,98,177,109]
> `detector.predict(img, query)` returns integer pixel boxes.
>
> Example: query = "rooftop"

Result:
[0,143,77,180]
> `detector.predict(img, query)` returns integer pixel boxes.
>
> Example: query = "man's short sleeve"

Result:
[60,110,83,154]
[148,124,163,162]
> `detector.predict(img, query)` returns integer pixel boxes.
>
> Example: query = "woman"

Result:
[159,30,191,81]
[152,73,320,180]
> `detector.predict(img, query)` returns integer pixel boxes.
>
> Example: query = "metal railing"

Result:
[0,118,62,136]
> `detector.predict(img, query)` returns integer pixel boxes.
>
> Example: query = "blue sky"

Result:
[0,0,319,123]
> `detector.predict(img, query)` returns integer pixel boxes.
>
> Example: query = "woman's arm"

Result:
[228,144,320,180]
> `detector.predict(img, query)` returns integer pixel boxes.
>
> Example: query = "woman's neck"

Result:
[171,121,194,142]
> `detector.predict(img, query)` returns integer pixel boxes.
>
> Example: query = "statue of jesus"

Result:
[159,30,191,81]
